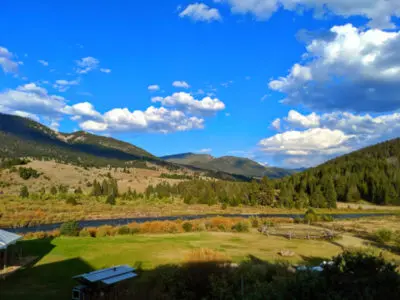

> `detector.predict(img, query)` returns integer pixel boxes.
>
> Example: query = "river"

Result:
[2,213,394,234]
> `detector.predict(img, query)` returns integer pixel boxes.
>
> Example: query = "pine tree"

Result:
[324,177,337,208]
[20,185,29,198]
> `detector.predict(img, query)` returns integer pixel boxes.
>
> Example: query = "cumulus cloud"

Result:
[152,92,225,116]
[53,79,80,92]
[148,84,161,91]
[286,110,320,128]
[0,46,20,73]
[172,81,190,89]
[79,106,204,133]
[269,24,400,113]
[217,0,400,28]
[0,83,208,135]
[198,148,212,153]
[262,109,400,167]
[38,60,49,66]
[75,57,100,74]
[100,68,111,73]
[259,128,353,155]
[179,3,222,22]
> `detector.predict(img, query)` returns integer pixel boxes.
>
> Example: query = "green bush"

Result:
[375,228,393,243]
[304,208,319,223]
[217,224,227,231]
[197,223,206,231]
[18,167,40,180]
[321,215,334,222]
[106,194,116,205]
[79,228,91,237]
[232,221,250,232]
[182,222,193,232]
[20,185,29,198]
[65,195,78,205]
[117,226,131,235]
[60,221,81,236]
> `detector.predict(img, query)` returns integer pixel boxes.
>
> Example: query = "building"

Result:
[0,229,22,270]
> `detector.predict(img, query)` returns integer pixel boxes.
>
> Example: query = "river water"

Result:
[2,213,394,234]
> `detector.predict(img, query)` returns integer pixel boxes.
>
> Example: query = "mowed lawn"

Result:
[0,231,354,300]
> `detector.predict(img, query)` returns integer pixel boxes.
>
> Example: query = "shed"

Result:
[72,265,137,300]
[0,229,22,269]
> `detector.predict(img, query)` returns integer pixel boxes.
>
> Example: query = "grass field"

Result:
[2,228,400,300]
[0,231,346,300]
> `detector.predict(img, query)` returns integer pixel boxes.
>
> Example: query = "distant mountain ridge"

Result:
[0,113,158,167]
[161,152,296,179]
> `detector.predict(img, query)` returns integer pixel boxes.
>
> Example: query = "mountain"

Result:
[0,113,158,167]
[0,114,251,181]
[161,153,295,179]
[277,138,400,206]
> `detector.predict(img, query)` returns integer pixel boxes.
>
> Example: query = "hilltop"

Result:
[162,152,295,179]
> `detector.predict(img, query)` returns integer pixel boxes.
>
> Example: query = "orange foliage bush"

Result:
[185,248,231,263]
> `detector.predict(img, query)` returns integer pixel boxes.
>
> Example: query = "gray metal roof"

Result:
[73,265,136,286]
[0,229,22,250]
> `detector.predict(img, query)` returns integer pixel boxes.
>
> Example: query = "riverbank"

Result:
[1,195,399,229]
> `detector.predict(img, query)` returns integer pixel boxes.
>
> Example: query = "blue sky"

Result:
[1,1,400,168]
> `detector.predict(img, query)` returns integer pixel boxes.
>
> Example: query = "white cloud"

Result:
[271,118,281,130]
[221,80,234,88]
[172,81,190,89]
[262,109,400,167]
[0,83,67,118]
[179,3,222,22]
[259,128,354,166]
[152,92,225,116]
[64,102,102,120]
[75,57,99,74]
[100,68,111,73]
[0,46,19,73]
[198,148,212,153]
[38,60,49,66]
[286,110,320,128]
[269,24,400,113]
[79,106,204,134]
[148,84,161,91]
[217,0,400,28]
[53,79,80,92]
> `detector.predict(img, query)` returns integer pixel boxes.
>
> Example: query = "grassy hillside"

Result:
[277,138,400,207]
[0,113,158,167]
[162,153,294,179]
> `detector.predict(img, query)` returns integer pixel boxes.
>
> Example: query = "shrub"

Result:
[232,221,250,232]
[249,217,260,228]
[182,222,193,232]
[128,222,141,234]
[50,186,58,195]
[374,228,393,243]
[106,194,116,205]
[79,228,91,237]
[18,167,40,180]
[321,215,334,222]
[65,195,78,206]
[185,248,231,263]
[217,224,227,231]
[221,203,228,210]
[20,185,29,198]
[196,223,206,232]
[117,226,131,235]
[304,208,319,223]
[60,221,81,236]
[96,225,114,237]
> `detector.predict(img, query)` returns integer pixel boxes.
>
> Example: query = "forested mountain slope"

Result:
[162,153,295,179]
[0,113,159,167]
[276,138,400,207]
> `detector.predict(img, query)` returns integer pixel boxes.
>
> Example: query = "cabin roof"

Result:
[73,265,137,286]
[0,229,22,250]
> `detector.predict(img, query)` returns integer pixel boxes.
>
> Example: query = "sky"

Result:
[1,0,400,168]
